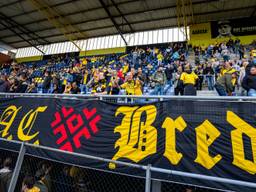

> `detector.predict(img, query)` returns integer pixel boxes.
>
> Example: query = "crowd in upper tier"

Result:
[0,39,256,96]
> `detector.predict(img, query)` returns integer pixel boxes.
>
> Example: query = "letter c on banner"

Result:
[18,106,47,142]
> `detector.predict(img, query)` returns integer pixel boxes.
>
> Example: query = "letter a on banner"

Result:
[0,105,21,140]
[110,105,157,169]
[194,120,222,169]
[227,111,256,174]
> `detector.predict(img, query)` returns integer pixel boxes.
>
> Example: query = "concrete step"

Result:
[197,90,218,96]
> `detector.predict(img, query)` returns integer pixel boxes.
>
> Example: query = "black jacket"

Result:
[0,80,9,92]
[245,62,256,75]
[203,67,214,75]
[242,75,256,91]
[165,67,173,81]
[42,76,52,89]
[0,171,12,192]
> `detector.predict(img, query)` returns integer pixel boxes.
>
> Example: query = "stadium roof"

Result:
[0,0,255,49]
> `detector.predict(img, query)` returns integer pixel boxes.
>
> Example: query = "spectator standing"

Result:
[120,72,142,95]
[237,61,248,96]
[173,66,184,96]
[242,66,256,96]
[180,65,198,95]
[203,63,215,90]
[70,82,81,94]
[195,65,204,91]
[21,175,40,192]
[34,169,48,192]
[0,75,10,92]
[215,70,237,96]
[152,66,166,95]
[42,72,52,93]
[0,158,13,192]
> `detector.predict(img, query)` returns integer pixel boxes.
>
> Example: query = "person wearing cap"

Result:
[152,66,166,95]
[120,72,142,95]
[215,68,238,96]
[180,64,198,95]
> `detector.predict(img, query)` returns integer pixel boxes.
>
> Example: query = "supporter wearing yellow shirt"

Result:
[157,52,164,65]
[251,49,256,57]
[82,58,87,65]
[120,73,142,95]
[180,65,198,95]
[21,176,40,192]
[122,62,129,74]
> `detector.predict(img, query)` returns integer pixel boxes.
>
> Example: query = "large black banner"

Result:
[211,17,256,38]
[0,97,256,191]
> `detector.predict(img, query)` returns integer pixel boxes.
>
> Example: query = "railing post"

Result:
[8,142,26,192]
[145,164,151,192]
[152,180,161,192]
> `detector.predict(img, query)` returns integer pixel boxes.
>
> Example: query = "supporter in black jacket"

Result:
[42,71,52,93]
[245,57,256,75]
[0,158,13,192]
[242,66,256,96]
[165,64,174,82]
[0,75,10,92]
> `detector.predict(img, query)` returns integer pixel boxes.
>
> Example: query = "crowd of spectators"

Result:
[0,154,208,192]
[0,156,92,192]
[0,39,255,97]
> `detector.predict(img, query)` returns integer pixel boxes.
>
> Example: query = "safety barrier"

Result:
[1,137,256,192]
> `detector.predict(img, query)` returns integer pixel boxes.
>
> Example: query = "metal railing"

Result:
[0,92,255,101]
[1,136,256,191]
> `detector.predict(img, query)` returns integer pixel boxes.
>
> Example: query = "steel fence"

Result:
[0,92,255,103]
[0,137,256,192]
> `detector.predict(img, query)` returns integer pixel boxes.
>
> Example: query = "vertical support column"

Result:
[8,142,26,192]
[145,164,151,192]
[152,180,162,192]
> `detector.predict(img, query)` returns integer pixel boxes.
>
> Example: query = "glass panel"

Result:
[148,31,153,44]
[152,30,158,44]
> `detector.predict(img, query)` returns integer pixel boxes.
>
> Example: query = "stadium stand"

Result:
[1,41,256,97]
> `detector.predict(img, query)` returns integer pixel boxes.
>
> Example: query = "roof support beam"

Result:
[10,0,78,18]
[0,0,248,41]
[0,12,47,53]
[0,0,218,32]
[0,12,49,45]
[251,7,256,17]
[98,0,128,46]
[110,0,134,33]
[7,5,255,46]
[9,0,140,20]
[28,0,84,50]
[0,0,25,9]
[0,22,44,54]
